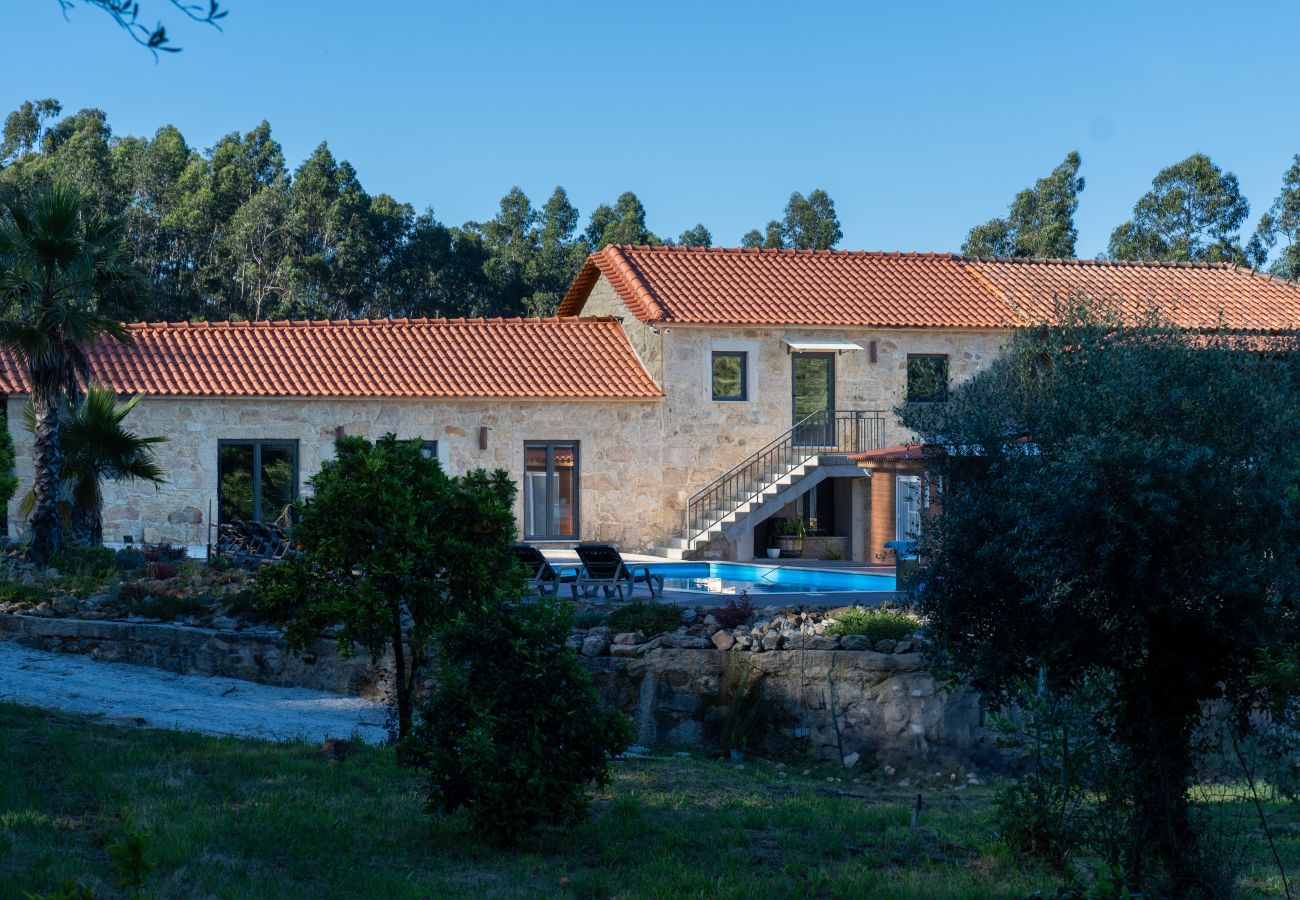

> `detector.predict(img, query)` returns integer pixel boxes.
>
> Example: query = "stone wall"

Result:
[586,648,1006,773]
[0,614,390,699]
[6,394,667,554]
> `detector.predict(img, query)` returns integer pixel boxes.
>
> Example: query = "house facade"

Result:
[5,246,1300,562]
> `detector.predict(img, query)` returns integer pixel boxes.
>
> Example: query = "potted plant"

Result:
[776,516,806,559]
[765,525,782,559]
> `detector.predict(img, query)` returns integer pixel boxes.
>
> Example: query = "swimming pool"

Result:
[645,562,896,595]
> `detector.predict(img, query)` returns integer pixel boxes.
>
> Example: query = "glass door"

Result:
[792,352,835,446]
[895,475,922,544]
[523,442,579,539]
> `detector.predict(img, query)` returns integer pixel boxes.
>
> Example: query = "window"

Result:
[906,354,949,402]
[523,442,579,540]
[218,440,298,524]
[711,351,748,401]
[420,440,438,460]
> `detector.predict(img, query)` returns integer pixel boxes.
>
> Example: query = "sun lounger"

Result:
[575,542,664,601]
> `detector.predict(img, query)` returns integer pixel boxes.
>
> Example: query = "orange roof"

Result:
[0,317,663,400]
[559,246,1300,331]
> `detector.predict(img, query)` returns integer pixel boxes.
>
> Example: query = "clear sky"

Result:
[5,0,1299,260]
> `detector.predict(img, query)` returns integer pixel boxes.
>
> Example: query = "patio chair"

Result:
[575,542,665,601]
[511,543,580,598]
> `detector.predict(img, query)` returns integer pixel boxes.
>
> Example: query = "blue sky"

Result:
[6,0,1299,260]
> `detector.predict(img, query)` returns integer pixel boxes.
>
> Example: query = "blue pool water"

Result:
[645,563,896,595]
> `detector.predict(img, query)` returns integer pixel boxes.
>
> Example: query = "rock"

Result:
[610,636,664,657]
[883,765,897,776]
[842,751,860,769]
[612,631,645,645]
[42,568,61,580]
[838,635,872,651]
[783,633,839,651]
[761,631,783,651]
[564,634,583,651]
[874,639,897,653]
[703,614,719,627]
[893,640,914,654]
[212,616,238,631]
[711,630,735,651]
[734,635,754,650]
[660,634,712,650]
[167,506,203,525]
[580,633,611,657]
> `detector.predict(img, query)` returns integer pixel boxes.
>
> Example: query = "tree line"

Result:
[962,149,1300,278]
[0,99,844,323]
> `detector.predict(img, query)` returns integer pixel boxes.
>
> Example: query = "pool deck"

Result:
[540,549,901,610]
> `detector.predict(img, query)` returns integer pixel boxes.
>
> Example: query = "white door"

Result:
[896,475,922,543]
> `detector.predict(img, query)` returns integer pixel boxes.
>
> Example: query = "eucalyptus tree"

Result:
[1107,153,1251,263]
[0,184,142,560]
[741,189,842,250]
[1250,154,1300,280]
[963,151,1085,258]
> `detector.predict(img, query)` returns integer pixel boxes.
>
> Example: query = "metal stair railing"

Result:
[683,409,887,542]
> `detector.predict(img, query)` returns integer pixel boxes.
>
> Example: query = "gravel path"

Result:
[0,642,389,743]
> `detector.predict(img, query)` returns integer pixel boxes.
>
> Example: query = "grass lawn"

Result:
[0,702,1296,899]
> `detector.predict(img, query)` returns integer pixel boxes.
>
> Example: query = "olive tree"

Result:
[901,304,1300,895]
[256,435,521,740]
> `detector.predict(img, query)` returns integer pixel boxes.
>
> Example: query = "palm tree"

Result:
[0,185,142,560]
[20,384,168,547]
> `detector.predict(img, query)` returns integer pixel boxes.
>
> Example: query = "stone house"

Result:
[5,246,1300,561]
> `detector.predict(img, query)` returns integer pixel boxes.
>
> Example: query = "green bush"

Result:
[607,601,683,637]
[48,545,119,594]
[407,596,633,844]
[0,580,51,605]
[115,547,147,571]
[826,607,918,641]
[110,582,208,620]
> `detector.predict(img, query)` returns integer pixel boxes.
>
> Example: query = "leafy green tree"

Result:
[1107,153,1251,263]
[901,305,1300,894]
[742,189,842,250]
[0,99,62,164]
[256,435,521,740]
[963,152,1085,258]
[1249,154,1300,280]
[0,184,142,560]
[677,223,712,248]
[407,595,633,844]
[19,383,167,546]
[583,191,661,250]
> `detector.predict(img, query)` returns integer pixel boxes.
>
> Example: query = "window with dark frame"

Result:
[711,350,748,401]
[218,440,299,524]
[420,440,438,461]
[523,441,579,540]
[906,354,949,402]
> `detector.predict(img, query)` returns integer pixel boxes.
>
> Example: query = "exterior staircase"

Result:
[653,410,887,560]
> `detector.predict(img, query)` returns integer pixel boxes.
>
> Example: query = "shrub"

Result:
[142,561,179,580]
[141,543,188,563]
[826,607,918,641]
[49,545,117,578]
[256,435,521,740]
[0,580,51,606]
[720,665,764,751]
[406,596,633,844]
[115,547,147,571]
[111,584,208,621]
[708,591,755,629]
[607,601,684,637]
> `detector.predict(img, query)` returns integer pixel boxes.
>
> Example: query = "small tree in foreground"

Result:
[902,304,1300,895]
[406,596,633,845]
[256,435,521,740]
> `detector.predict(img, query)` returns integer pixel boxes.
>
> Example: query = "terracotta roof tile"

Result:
[559,246,1300,330]
[0,317,662,400]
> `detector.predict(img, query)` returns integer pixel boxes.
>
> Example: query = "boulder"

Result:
[711,630,735,651]
[838,635,872,651]
[612,631,645,645]
[874,639,897,653]
[761,631,783,651]
[581,633,612,657]
[784,633,840,651]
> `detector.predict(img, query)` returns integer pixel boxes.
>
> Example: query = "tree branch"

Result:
[58,0,227,57]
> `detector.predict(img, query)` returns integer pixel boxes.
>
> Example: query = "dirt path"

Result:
[0,642,389,743]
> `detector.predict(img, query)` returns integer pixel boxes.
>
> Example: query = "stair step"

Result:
[653,546,688,560]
